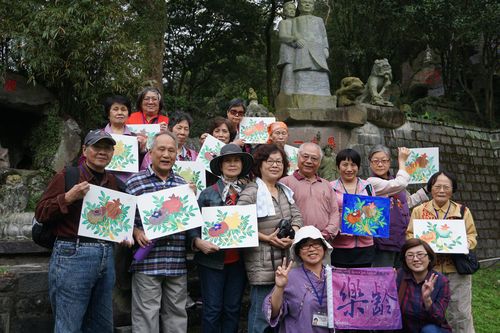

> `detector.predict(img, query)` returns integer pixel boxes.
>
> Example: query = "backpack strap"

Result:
[459,203,466,219]
[64,166,80,191]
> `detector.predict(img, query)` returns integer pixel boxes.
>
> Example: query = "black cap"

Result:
[84,129,116,146]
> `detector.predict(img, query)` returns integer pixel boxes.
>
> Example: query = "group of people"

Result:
[35,88,477,333]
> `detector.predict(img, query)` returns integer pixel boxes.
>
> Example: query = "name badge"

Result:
[312,312,328,327]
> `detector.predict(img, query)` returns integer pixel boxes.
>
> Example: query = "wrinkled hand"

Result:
[188,182,197,195]
[296,39,305,48]
[159,122,168,133]
[267,229,293,249]
[232,138,246,147]
[64,181,90,204]
[398,147,411,164]
[199,133,209,145]
[133,228,151,248]
[137,134,148,152]
[275,257,293,289]
[422,273,437,303]
[194,238,220,254]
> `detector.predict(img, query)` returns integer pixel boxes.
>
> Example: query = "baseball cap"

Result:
[84,129,116,146]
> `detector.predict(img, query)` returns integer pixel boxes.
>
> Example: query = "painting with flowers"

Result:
[413,219,468,253]
[78,185,136,242]
[127,124,161,149]
[173,161,206,198]
[284,144,299,175]
[201,204,258,249]
[341,194,390,238]
[405,147,439,184]
[137,184,203,240]
[105,134,139,173]
[238,117,276,144]
[196,134,226,173]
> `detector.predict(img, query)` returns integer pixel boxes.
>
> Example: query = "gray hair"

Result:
[298,142,324,161]
[368,144,391,160]
[151,131,178,149]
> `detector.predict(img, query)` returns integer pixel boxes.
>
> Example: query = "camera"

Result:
[276,218,295,239]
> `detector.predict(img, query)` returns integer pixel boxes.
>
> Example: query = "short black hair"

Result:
[103,95,131,117]
[426,171,458,193]
[336,148,361,168]
[207,117,237,143]
[168,111,193,130]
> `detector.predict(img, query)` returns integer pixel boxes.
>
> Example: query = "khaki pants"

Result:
[445,273,475,333]
[131,272,188,333]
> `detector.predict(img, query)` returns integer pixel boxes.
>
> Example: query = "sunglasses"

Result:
[229,109,245,117]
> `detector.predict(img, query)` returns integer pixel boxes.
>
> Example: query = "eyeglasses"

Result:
[265,159,283,166]
[299,154,320,163]
[300,242,323,250]
[432,185,451,191]
[370,159,390,165]
[229,109,245,117]
[143,96,159,102]
[405,252,428,260]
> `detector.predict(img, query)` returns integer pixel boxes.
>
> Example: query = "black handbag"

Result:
[452,252,480,275]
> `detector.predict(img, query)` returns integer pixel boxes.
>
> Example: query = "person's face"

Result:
[108,103,129,127]
[299,0,314,14]
[283,3,296,18]
[141,91,160,116]
[370,151,391,178]
[82,141,114,172]
[227,106,245,126]
[299,238,325,267]
[431,174,453,207]
[338,159,359,183]
[221,156,243,179]
[260,151,284,183]
[150,134,177,176]
[270,128,288,147]
[171,120,190,146]
[405,245,430,274]
[212,123,231,144]
[298,145,321,178]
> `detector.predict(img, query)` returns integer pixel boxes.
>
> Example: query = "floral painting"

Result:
[405,147,439,184]
[196,134,226,173]
[78,185,136,242]
[238,117,276,144]
[137,184,203,240]
[284,144,299,175]
[105,134,139,173]
[341,194,390,238]
[413,219,468,253]
[201,204,258,249]
[172,161,206,198]
[127,124,161,149]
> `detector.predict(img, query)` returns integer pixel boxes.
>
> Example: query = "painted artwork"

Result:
[196,134,226,173]
[137,184,203,240]
[127,124,161,149]
[326,267,402,330]
[413,219,468,253]
[341,194,390,238]
[105,134,139,173]
[405,147,439,184]
[172,161,206,198]
[201,204,258,249]
[78,185,136,242]
[284,144,299,175]
[238,117,276,144]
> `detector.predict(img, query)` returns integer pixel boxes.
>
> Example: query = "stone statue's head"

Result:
[283,1,296,18]
[298,0,315,14]
[371,59,393,80]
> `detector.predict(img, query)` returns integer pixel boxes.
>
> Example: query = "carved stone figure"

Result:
[335,77,364,106]
[318,146,338,181]
[246,88,271,117]
[359,58,394,106]
[278,1,297,95]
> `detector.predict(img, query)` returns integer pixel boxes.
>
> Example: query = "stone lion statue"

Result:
[335,77,365,106]
[359,58,394,106]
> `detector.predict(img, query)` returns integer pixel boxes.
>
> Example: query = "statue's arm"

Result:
[278,21,296,46]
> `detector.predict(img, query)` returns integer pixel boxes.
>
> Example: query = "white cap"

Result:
[290,226,332,265]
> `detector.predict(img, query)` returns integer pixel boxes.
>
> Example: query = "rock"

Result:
[0,72,54,113]
[0,145,9,169]
[277,104,367,127]
[365,104,406,128]
[51,118,81,172]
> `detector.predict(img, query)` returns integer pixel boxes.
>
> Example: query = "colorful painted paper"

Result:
[284,144,299,175]
[341,194,390,238]
[413,219,468,253]
[172,161,206,198]
[327,267,402,330]
[201,204,258,249]
[127,124,161,149]
[137,184,203,240]
[196,134,226,173]
[405,147,439,184]
[78,185,136,242]
[105,134,139,173]
[238,117,276,143]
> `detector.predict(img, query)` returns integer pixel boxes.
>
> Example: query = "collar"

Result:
[147,165,174,182]
[432,200,451,214]
[293,169,322,182]
[104,123,132,135]
[81,163,109,185]
[402,269,434,284]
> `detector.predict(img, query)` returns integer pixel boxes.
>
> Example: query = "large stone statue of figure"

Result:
[277,2,297,95]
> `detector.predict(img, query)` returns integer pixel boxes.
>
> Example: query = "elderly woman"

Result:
[238,144,303,333]
[266,122,289,148]
[199,117,237,145]
[330,149,375,268]
[127,87,169,131]
[407,171,477,333]
[264,226,333,333]
[366,145,429,268]
[397,238,452,333]
[193,144,253,333]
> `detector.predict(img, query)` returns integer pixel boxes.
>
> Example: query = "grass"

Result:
[472,263,500,333]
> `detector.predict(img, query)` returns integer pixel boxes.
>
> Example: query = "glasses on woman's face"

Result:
[229,109,245,117]
[370,159,390,165]
[265,159,283,166]
[405,252,428,260]
[300,242,323,251]
[432,185,451,191]
[143,96,159,102]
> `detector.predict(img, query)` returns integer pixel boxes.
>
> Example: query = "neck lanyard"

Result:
[434,203,451,219]
[339,178,358,194]
[302,264,326,306]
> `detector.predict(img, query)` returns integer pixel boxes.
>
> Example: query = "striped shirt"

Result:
[126,166,188,276]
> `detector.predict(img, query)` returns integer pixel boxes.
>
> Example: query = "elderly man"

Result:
[35,129,124,333]
[280,142,339,243]
[127,132,195,333]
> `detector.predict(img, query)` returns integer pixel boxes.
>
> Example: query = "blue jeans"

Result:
[421,324,446,333]
[248,284,274,333]
[49,240,115,333]
[199,260,247,333]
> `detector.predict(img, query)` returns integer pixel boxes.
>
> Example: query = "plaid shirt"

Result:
[126,166,188,276]
[397,269,452,333]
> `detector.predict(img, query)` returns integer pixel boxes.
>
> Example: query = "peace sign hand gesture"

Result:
[422,273,438,309]
[275,257,294,289]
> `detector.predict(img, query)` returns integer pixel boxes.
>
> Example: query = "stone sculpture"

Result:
[246,88,271,117]
[335,77,364,106]
[359,58,394,106]
[318,145,339,181]
[278,1,297,95]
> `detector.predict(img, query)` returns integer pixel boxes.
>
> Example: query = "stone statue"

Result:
[246,88,271,117]
[277,1,297,95]
[318,146,339,181]
[335,77,365,106]
[359,58,394,106]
